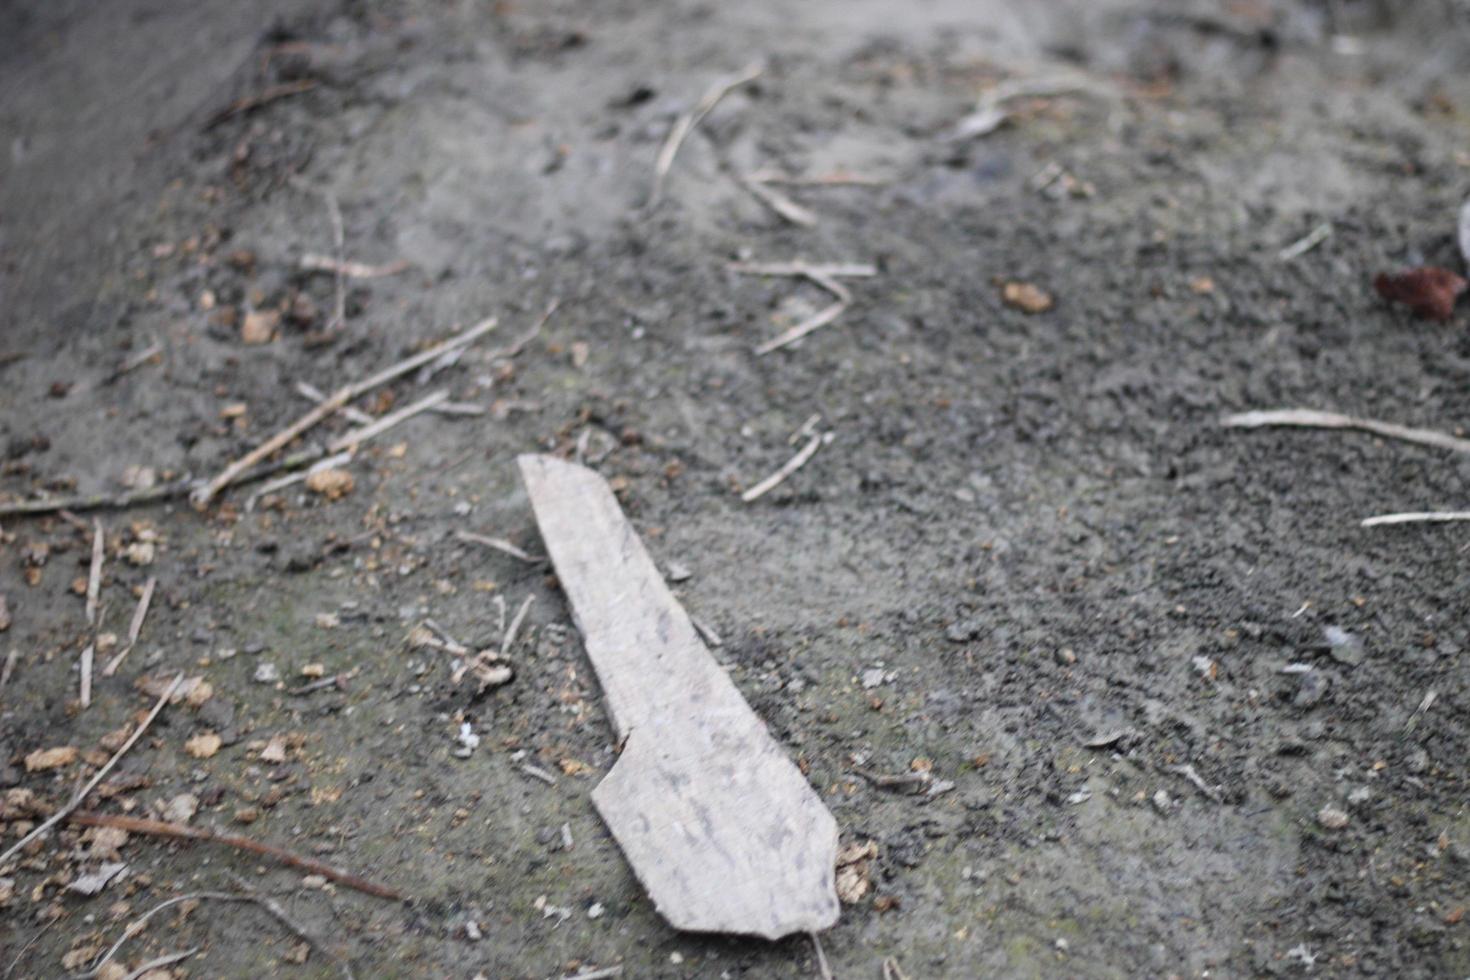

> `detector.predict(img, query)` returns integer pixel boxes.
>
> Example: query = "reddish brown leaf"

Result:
[1374,267,1467,322]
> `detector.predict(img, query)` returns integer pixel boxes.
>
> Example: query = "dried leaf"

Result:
[1374,267,1467,322]
[184,732,222,759]
[25,746,78,772]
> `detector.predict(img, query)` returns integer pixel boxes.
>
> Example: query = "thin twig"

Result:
[1164,763,1223,803]
[455,530,544,563]
[1279,222,1333,261]
[85,520,104,626]
[0,648,17,693]
[0,444,327,519]
[882,956,912,980]
[1222,408,1470,455]
[0,673,182,866]
[118,948,199,980]
[1361,510,1470,527]
[301,255,411,279]
[741,432,831,502]
[324,193,347,334]
[747,167,885,187]
[555,967,623,980]
[101,341,164,387]
[245,450,355,511]
[103,576,155,676]
[810,932,834,980]
[3,921,52,980]
[193,317,497,505]
[519,764,558,786]
[65,811,403,901]
[756,300,847,355]
[650,62,763,207]
[79,643,94,710]
[205,79,317,128]
[741,176,818,227]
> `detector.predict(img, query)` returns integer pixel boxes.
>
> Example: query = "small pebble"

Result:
[1317,805,1350,830]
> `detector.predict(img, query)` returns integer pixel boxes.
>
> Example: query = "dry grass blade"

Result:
[1222,408,1470,455]
[742,432,831,502]
[650,62,763,206]
[755,301,847,355]
[741,176,818,227]
[327,389,449,453]
[455,530,544,563]
[103,576,155,676]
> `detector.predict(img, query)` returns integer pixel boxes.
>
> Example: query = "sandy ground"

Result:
[2,0,1469,977]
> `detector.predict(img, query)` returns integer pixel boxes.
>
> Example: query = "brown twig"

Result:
[205,79,318,128]
[192,317,497,505]
[0,673,182,866]
[741,432,832,502]
[66,810,404,901]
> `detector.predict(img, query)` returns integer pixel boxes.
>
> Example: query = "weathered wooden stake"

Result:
[519,455,839,939]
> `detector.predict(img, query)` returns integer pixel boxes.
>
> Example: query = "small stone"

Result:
[1323,626,1365,666]
[240,309,279,345]
[184,732,221,759]
[1294,671,1328,708]
[24,746,78,772]
[123,541,155,567]
[946,619,982,643]
[302,875,327,889]
[587,902,605,919]
[305,468,354,500]
[1151,790,1172,815]
[1317,804,1350,830]
[463,920,482,942]
[1407,748,1430,774]
[253,663,280,684]
[162,793,198,824]
[861,668,888,690]
[665,561,692,583]
[1054,648,1076,666]
[1347,786,1372,806]
[233,806,260,824]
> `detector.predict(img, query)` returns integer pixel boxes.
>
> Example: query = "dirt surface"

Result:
[3,1,1470,977]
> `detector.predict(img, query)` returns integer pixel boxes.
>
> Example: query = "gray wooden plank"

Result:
[519,454,839,939]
